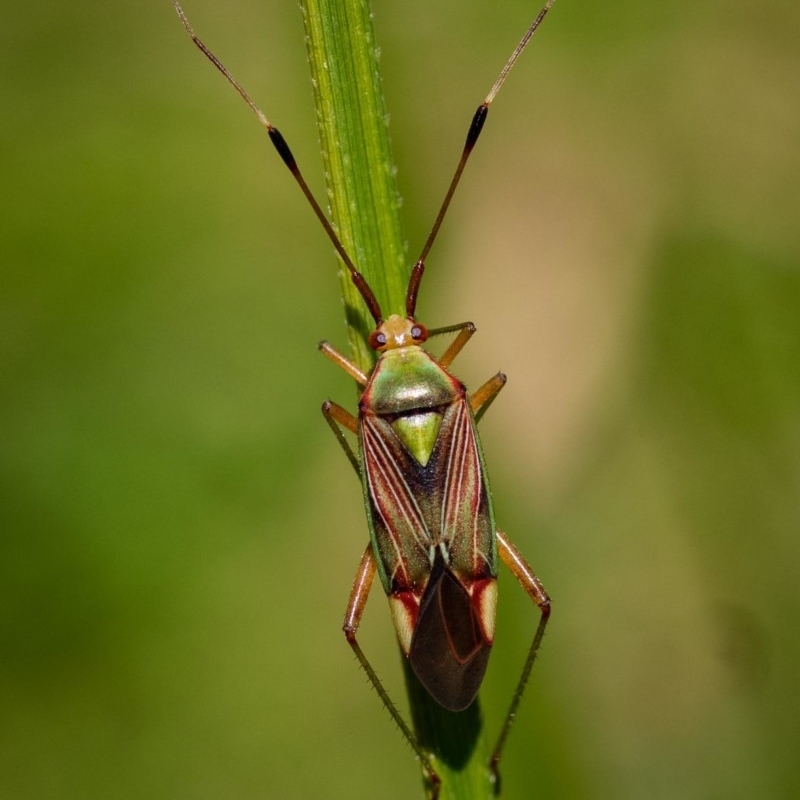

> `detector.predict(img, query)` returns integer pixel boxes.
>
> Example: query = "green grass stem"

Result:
[301,0,495,797]
[300,0,406,373]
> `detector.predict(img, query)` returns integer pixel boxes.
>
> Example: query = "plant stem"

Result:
[301,0,406,373]
[301,0,494,797]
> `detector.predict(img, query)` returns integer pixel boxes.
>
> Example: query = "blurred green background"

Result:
[2,0,799,798]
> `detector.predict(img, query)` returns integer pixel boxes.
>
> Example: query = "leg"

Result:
[491,530,551,787]
[321,400,360,476]
[319,340,369,386]
[429,323,506,421]
[344,546,441,798]
[469,372,507,422]
[428,321,476,369]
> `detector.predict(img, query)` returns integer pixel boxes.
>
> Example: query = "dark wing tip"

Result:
[409,554,492,712]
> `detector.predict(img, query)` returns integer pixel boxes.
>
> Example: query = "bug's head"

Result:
[369,315,429,353]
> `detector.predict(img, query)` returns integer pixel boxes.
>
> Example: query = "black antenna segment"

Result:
[405,0,556,318]
[172,0,384,324]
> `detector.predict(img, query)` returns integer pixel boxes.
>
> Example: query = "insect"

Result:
[173,0,554,795]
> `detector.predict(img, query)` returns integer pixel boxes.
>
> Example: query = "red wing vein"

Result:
[363,418,430,579]
[441,402,482,561]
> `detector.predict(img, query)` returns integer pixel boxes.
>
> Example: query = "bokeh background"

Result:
[2,0,798,798]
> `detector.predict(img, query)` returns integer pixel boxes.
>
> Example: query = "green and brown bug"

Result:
[173,0,555,794]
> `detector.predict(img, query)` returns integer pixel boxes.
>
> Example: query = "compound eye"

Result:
[369,330,387,350]
[410,323,428,342]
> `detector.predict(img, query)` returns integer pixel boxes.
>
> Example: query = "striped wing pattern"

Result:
[361,414,431,589]
[362,395,494,594]
[439,397,489,578]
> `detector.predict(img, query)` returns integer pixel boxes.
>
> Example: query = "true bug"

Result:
[173,0,554,794]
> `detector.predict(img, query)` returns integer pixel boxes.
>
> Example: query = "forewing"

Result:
[361,413,432,591]
[408,551,491,711]
[437,397,495,580]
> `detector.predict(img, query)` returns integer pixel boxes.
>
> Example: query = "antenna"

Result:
[171,0,384,324]
[405,0,556,318]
